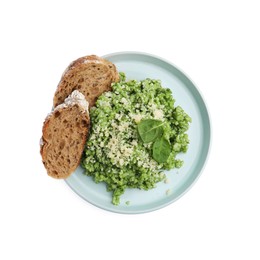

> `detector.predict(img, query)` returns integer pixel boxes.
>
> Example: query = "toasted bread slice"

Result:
[41,91,90,179]
[53,55,119,108]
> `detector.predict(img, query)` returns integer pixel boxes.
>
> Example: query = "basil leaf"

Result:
[137,119,164,143]
[152,136,171,163]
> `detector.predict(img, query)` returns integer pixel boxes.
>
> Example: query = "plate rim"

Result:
[65,51,212,214]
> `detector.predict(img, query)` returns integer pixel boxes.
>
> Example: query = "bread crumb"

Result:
[166,189,171,195]
[164,178,170,184]
[39,137,44,146]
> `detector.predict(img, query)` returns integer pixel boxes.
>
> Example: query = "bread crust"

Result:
[53,55,119,108]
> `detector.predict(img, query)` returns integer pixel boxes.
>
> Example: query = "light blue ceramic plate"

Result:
[65,52,211,214]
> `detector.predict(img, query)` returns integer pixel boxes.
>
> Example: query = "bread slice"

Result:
[53,55,119,108]
[40,90,90,179]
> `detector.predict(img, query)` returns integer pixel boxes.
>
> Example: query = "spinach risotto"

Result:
[82,73,191,205]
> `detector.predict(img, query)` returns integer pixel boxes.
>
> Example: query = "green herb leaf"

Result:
[137,119,164,143]
[152,136,171,163]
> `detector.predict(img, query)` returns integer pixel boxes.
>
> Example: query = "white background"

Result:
[1,0,259,259]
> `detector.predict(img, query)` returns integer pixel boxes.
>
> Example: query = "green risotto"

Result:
[82,73,191,205]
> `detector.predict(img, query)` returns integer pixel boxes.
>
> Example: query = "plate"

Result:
[65,51,211,214]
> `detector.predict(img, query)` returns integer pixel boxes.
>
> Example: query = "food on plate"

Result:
[40,90,90,179]
[53,55,120,108]
[40,53,191,206]
[82,75,191,205]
